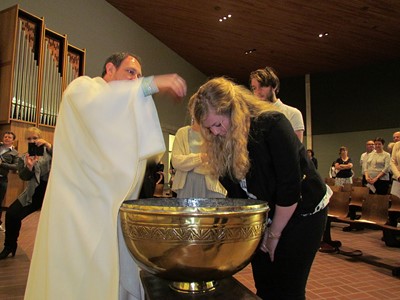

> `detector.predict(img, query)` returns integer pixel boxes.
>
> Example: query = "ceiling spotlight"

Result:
[244,48,256,55]
[318,32,329,38]
[218,14,232,22]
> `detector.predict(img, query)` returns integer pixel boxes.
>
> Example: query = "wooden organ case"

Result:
[0,5,86,207]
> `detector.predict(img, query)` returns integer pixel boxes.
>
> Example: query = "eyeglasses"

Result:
[26,136,38,141]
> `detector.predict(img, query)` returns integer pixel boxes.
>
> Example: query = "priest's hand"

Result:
[153,74,187,99]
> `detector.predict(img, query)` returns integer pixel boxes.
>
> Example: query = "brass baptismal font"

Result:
[120,198,269,294]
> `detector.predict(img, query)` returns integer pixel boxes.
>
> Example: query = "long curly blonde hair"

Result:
[191,77,276,180]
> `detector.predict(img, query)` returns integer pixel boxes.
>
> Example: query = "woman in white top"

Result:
[364,137,391,194]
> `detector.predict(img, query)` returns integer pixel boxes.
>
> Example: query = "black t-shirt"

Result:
[335,158,353,178]
[220,112,326,218]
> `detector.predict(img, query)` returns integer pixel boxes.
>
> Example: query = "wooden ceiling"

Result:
[106,0,400,85]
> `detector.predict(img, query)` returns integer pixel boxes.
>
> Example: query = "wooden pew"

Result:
[324,192,400,276]
[348,186,369,220]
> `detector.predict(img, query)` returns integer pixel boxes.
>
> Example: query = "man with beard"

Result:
[249,67,304,142]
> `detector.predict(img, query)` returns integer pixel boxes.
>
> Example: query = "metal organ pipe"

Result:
[11,19,39,123]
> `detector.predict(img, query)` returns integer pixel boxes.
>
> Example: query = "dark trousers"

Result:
[372,180,390,195]
[251,207,327,300]
[322,217,333,242]
[0,177,8,223]
[362,175,367,187]
[4,180,47,248]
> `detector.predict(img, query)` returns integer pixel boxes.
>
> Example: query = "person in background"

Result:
[0,131,19,232]
[0,127,52,259]
[339,140,375,232]
[171,98,227,198]
[384,139,400,246]
[192,77,330,300]
[364,137,391,195]
[329,161,337,179]
[139,160,165,198]
[152,161,165,196]
[155,161,165,184]
[138,162,159,198]
[388,140,400,233]
[24,52,187,300]
[249,67,304,142]
[360,140,375,186]
[387,142,395,155]
[168,161,177,197]
[387,142,395,182]
[388,131,400,182]
[391,141,400,183]
[307,149,318,169]
[393,131,400,143]
[334,146,353,186]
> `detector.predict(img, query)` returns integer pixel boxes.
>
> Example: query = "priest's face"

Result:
[109,56,142,81]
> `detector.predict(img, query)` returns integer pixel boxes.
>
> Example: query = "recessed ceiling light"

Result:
[244,48,256,55]
[218,14,232,22]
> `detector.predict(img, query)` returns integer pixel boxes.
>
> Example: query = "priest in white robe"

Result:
[24,53,187,300]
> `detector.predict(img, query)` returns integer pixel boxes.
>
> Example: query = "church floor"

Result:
[0,211,399,299]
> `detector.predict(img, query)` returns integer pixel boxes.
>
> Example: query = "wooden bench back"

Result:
[389,194,400,213]
[349,186,369,207]
[328,191,351,219]
[357,194,390,226]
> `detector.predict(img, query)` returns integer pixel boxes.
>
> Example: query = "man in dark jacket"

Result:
[0,131,19,231]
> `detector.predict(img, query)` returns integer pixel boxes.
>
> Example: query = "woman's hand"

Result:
[260,203,297,262]
[25,153,39,171]
[35,138,51,150]
[260,230,280,262]
[265,236,280,262]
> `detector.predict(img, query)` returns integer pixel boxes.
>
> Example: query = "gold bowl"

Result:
[120,198,269,293]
